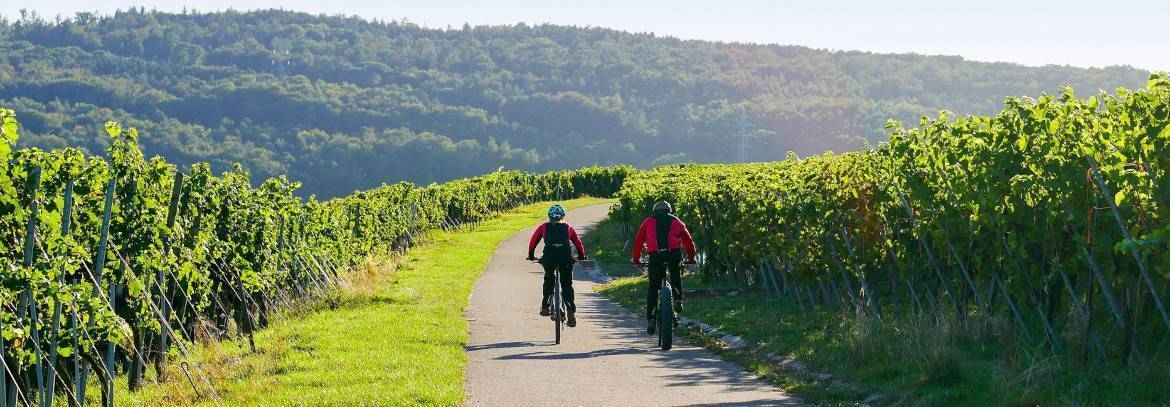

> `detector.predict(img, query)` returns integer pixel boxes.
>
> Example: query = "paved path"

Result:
[464,204,800,406]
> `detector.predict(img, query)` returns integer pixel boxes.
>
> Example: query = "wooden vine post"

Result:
[156,171,184,379]
[19,166,44,407]
[78,177,116,406]
[1086,155,1170,332]
[44,176,74,407]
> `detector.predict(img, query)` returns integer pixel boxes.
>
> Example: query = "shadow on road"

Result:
[465,341,547,351]
[554,277,779,394]
[497,347,647,360]
[676,400,804,407]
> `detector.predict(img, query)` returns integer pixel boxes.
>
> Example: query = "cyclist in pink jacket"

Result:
[631,201,696,334]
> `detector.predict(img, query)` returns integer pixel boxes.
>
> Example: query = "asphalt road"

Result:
[464,204,801,406]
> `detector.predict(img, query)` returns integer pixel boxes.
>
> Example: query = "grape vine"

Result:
[615,74,1170,364]
[0,108,632,405]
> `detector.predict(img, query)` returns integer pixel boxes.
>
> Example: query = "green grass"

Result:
[589,216,1170,406]
[598,277,864,404]
[578,216,641,278]
[121,198,612,406]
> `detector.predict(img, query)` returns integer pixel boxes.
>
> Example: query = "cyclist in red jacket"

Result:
[631,201,697,334]
[527,204,587,327]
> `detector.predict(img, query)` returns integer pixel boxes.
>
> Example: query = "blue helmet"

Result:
[548,204,566,219]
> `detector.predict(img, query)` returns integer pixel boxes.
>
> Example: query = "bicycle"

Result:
[531,257,584,344]
[636,259,696,351]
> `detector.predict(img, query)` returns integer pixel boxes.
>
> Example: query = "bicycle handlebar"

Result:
[528,256,589,263]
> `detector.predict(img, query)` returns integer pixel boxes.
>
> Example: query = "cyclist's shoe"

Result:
[672,315,680,327]
[647,320,657,335]
[567,310,577,327]
[539,306,551,316]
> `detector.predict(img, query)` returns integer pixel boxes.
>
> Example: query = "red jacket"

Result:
[632,215,697,262]
[528,222,586,258]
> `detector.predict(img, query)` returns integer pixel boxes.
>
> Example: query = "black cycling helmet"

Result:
[652,201,672,215]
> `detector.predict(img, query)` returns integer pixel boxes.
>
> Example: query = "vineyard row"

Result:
[0,109,631,406]
[614,74,1170,367]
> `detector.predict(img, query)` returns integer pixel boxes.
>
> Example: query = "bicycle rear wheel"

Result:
[554,292,562,345]
[658,286,673,350]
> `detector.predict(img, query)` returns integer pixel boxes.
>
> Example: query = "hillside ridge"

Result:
[0,8,1148,196]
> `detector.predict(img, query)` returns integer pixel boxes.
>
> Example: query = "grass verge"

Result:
[121,198,611,406]
[588,215,1170,406]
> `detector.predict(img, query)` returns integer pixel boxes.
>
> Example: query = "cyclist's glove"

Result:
[527,254,537,261]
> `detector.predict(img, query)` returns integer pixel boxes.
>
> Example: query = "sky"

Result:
[2,0,1168,72]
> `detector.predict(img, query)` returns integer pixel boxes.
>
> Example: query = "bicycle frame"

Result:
[535,258,566,344]
[636,257,694,351]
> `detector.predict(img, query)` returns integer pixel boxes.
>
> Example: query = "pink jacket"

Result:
[632,216,697,262]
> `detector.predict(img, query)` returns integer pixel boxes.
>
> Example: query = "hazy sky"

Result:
[3,0,1167,71]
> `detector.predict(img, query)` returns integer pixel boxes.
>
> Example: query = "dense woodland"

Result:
[0,8,1149,196]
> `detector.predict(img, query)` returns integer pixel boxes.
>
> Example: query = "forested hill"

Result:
[0,9,1149,197]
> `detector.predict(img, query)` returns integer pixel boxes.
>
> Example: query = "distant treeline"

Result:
[0,8,1148,196]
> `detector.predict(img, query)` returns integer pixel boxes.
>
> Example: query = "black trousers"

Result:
[646,249,683,321]
[541,260,575,311]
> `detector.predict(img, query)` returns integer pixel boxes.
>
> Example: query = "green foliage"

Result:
[0,107,17,157]
[614,76,1170,400]
[0,9,1149,197]
[121,198,609,405]
[619,72,1169,291]
[0,107,632,398]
